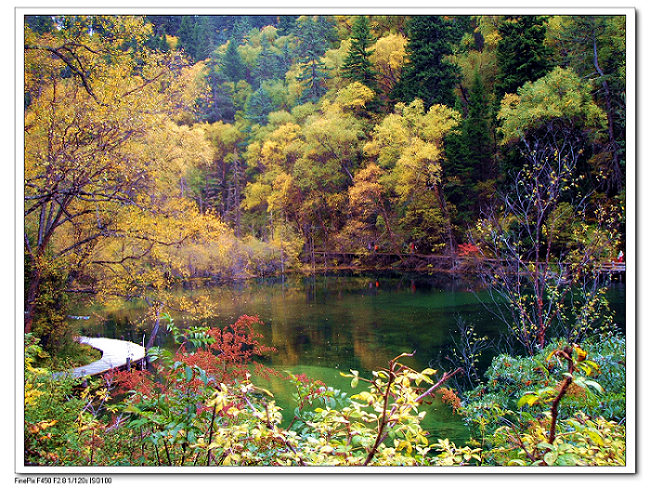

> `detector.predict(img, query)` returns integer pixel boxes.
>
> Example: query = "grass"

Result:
[41,341,103,371]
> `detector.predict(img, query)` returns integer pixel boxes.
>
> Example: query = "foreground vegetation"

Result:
[24,316,625,467]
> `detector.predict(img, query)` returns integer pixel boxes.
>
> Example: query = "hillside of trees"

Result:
[24,14,625,344]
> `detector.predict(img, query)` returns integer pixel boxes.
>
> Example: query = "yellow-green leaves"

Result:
[372,33,408,95]
[497,66,606,144]
[330,81,375,112]
[363,99,459,211]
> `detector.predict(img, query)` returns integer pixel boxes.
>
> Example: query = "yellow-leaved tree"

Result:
[363,99,461,254]
[23,16,225,343]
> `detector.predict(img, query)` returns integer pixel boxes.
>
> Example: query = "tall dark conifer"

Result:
[146,15,182,36]
[277,15,299,36]
[464,70,495,184]
[494,16,552,180]
[253,37,284,88]
[177,16,198,59]
[232,17,252,43]
[295,16,336,103]
[391,16,462,108]
[494,16,552,98]
[222,37,247,83]
[200,60,236,123]
[342,15,377,91]
[444,70,496,233]
[194,16,216,60]
[244,84,276,126]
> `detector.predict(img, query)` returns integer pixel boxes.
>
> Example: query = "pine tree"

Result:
[391,16,463,108]
[222,38,247,83]
[232,17,252,43]
[295,16,336,103]
[444,70,495,233]
[253,36,285,89]
[244,84,276,126]
[177,15,198,59]
[277,15,299,36]
[201,60,236,123]
[194,16,216,60]
[342,16,377,91]
[464,70,495,183]
[494,16,552,98]
[146,15,182,36]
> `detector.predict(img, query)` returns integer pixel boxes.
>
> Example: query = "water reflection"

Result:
[68,272,625,444]
[72,273,626,374]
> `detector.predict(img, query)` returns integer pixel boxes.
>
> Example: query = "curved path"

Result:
[54,336,146,379]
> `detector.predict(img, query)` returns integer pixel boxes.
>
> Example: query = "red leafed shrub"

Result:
[458,243,480,256]
[108,369,155,398]
[110,315,275,400]
[208,315,273,358]
[198,314,275,384]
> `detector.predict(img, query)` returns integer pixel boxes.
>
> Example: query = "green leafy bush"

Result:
[462,334,625,432]
[24,335,129,465]
[485,411,625,466]
[459,335,626,466]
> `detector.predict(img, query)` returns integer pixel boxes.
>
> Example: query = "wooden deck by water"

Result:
[53,336,146,379]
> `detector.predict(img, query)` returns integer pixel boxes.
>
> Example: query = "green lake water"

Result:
[71,272,626,445]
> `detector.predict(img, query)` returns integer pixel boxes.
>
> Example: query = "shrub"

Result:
[462,334,626,434]
[24,335,130,465]
[24,323,625,467]
[459,335,626,466]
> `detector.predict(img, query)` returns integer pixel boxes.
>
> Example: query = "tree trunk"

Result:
[592,35,623,193]
[24,265,42,334]
[145,305,164,350]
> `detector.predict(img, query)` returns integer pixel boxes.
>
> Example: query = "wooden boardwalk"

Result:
[311,251,626,276]
[53,336,146,379]
[599,262,626,273]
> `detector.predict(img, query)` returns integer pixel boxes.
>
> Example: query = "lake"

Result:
[71,272,626,444]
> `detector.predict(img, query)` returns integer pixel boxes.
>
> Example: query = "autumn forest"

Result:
[22,13,629,469]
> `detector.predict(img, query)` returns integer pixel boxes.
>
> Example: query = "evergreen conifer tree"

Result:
[342,15,378,91]
[244,84,276,126]
[444,70,495,232]
[391,15,462,108]
[177,15,198,59]
[464,70,494,183]
[494,16,552,98]
[295,16,336,103]
[201,60,236,123]
[277,15,299,36]
[222,38,247,83]
[253,37,284,89]
[194,16,216,60]
[232,17,252,43]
